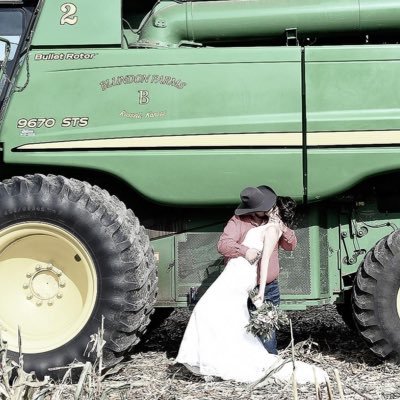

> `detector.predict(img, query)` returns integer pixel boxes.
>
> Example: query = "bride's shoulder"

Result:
[265,220,280,229]
[263,221,282,236]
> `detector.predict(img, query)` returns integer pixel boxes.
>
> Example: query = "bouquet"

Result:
[246,288,289,341]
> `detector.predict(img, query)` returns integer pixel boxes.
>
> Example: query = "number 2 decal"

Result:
[60,3,78,26]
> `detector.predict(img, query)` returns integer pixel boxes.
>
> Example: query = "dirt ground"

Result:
[101,305,400,400]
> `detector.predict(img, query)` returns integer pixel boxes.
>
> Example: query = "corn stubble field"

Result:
[1,305,400,400]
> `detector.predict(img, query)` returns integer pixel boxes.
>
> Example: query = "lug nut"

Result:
[36,301,43,306]
[23,283,29,289]
[26,295,33,300]
[48,301,54,306]
[56,271,62,277]
[57,293,63,299]
[35,265,42,271]
[26,273,32,278]
[59,282,66,288]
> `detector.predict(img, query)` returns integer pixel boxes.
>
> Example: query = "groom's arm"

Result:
[279,227,297,251]
[217,217,249,259]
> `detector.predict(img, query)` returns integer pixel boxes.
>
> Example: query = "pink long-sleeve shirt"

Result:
[217,215,297,284]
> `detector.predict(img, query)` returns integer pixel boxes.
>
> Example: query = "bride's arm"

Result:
[257,225,282,299]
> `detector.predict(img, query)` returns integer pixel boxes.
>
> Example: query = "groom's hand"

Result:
[245,248,261,264]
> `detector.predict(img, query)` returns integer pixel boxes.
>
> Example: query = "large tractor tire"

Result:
[352,231,400,361]
[0,174,157,377]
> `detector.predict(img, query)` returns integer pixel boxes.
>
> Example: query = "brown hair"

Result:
[276,196,296,228]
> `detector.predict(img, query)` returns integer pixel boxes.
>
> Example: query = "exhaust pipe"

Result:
[136,0,400,48]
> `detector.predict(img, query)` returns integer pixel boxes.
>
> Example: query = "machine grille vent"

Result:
[175,214,313,301]
[279,213,311,296]
[319,226,329,295]
[176,232,224,298]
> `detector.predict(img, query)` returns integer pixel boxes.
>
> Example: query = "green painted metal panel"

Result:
[4,149,303,205]
[6,43,400,203]
[305,45,400,62]
[32,0,121,46]
[306,45,400,200]
[4,47,301,143]
[307,148,400,201]
[326,212,341,298]
[306,45,400,132]
[151,236,175,305]
[338,206,400,280]
[2,46,303,204]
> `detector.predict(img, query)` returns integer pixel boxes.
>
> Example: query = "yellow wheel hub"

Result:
[0,222,97,354]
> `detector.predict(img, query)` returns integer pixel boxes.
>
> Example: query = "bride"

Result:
[175,192,328,384]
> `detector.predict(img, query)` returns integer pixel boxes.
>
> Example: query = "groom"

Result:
[217,185,297,354]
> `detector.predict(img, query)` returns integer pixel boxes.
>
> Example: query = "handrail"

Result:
[0,36,11,97]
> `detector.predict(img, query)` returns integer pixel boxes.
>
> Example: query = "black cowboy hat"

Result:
[235,185,277,216]
[257,185,276,196]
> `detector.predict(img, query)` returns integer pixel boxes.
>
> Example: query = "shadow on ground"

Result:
[279,306,382,367]
[134,305,382,367]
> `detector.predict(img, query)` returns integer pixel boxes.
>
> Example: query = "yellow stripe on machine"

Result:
[15,131,400,151]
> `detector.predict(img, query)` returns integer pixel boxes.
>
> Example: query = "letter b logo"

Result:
[138,90,150,105]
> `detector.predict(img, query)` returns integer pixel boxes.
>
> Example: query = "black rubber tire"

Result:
[352,230,400,361]
[336,289,356,331]
[0,174,158,377]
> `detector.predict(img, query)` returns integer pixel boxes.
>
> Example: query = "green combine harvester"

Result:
[1,0,400,376]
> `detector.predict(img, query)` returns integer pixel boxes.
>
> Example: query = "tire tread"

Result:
[1,174,158,373]
[352,235,398,360]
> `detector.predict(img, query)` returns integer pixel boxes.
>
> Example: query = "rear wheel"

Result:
[352,231,400,360]
[0,174,157,377]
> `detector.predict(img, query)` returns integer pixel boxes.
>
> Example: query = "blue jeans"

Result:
[248,280,280,355]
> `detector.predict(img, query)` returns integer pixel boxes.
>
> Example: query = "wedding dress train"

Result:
[176,224,328,384]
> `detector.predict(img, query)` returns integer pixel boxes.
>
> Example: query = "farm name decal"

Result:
[99,74,188,91]
[99,74,188,120]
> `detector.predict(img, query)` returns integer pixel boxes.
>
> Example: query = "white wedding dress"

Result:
[176,224,328,384]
